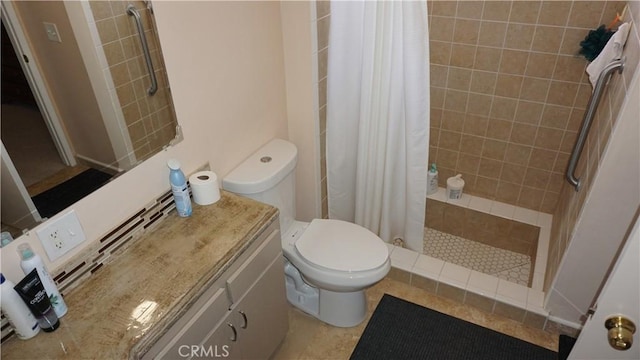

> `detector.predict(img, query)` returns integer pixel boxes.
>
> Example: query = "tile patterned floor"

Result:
[423,227,531,286]
[272,277,559,359]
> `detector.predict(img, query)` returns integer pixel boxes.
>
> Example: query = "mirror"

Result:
[1,0,179,237]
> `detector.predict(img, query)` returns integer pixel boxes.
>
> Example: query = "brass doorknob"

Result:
[605,316,636,350]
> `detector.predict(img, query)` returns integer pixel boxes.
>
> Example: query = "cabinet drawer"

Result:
[156,287,230,359]
[226,229,281,303]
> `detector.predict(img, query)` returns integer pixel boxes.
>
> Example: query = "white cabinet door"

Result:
[569,215,640,359]
[232,256,288,360]
[200,311,241,360]
[203,255,288,360]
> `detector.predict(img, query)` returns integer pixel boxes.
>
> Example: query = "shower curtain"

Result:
[326,1,430,251]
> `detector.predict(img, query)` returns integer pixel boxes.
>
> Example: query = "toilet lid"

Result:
[294,219,389,272]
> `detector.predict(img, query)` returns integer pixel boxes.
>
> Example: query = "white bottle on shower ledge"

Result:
[427,163,439,195]
[446,174,465,200]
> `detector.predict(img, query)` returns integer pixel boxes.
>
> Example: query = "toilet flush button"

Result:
[260,156,272,163]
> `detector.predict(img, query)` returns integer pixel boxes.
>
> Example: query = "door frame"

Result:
[1,1,76,167]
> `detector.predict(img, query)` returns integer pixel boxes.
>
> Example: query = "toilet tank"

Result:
[222,139,297,234]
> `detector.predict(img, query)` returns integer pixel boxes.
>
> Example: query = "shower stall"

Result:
[311,0,640,329]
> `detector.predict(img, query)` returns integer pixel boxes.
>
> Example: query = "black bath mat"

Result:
[558,334,577,360]
[350,294,557,360]
[32,168,112,219]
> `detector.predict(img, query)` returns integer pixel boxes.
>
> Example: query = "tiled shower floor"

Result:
[423,227,531,286]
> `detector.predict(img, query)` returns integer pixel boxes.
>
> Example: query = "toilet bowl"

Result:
[222,139,390,327]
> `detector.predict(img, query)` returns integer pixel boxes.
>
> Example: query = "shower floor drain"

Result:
[423,227,531,287]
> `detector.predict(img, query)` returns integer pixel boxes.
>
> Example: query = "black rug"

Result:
[350,294,557,360]
[32,168,112,219]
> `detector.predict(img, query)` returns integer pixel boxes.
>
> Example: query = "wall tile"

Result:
[486,119,513,141]
[525,53,557,78]
[500,50,530,75]
[490,97,518,120]
[450,44,476,68]
[317,15,330,49]
[441,110,466,132]
[467,93,493,116]
[430,1,457,17]
[534,127,564,151]
[520,77,550,102]
[567,1,605,28]
[463,114,489,136]
[510,123,537,146]
[514,101,543,125]
[531,26,563,53]
[505,24,536,50]
[431,16,456,42]
[495,74,523,98]
[447,68,472,91]
[538,1,571,26]
[540,105,571,129]
[482,139,507,160]
[478,22,507,47]
[460,134,485,155]
[547,81,579,107]
[470,71,498,94]
[553,56,586,82]
[529,147,557,171]
[316,0,330,19]
[444,89,469,112]
[428,0,619,213]
[457,1,484,20]
[482,1,512,21]
[453,19,481,45]
[510,1,541,23]
[474,47,502,72]
[431,41,453,65]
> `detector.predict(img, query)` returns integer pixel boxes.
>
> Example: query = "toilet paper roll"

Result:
[189,171,221,205]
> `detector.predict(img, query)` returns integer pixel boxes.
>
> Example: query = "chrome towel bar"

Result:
[127,4,158,96]
[565,58,624,191]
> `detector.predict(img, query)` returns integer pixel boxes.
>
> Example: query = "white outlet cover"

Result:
[43,22,62,43]
[36,210,86,262]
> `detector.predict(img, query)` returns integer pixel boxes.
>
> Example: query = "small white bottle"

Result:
[18,244,68,318]
[427,163,439,195]
[0,273,40,339]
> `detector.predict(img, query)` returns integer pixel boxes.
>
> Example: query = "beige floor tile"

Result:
[273,277,558,360]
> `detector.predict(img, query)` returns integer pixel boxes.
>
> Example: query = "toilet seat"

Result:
[294,219,389,272]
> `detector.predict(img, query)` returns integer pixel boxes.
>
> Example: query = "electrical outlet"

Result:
[36,210,86,262]
[43,22,62,43]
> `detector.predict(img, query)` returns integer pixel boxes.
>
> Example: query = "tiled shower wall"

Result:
[316,1,330,219]
[427,0,625,213]
[545,2,640,292]
[90,0,178,164]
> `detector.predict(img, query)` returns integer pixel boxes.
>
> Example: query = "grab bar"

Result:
[565,58,624,191]
[127,4,158,96]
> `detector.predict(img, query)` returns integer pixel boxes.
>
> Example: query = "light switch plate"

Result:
[43,22,61,43]
[36,210,86,261]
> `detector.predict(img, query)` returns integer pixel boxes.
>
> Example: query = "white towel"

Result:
[586,22,631,87]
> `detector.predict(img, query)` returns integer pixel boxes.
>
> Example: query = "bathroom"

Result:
[0,0,639,357]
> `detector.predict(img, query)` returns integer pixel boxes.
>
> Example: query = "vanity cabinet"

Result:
[143,221,288,360]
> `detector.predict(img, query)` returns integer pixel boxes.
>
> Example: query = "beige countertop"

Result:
[1,191,278,359]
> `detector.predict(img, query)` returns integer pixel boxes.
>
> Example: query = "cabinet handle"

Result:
[227,322,237,342]
[239,311,248,329]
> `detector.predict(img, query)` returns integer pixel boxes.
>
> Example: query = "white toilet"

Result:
[222,138,390,327]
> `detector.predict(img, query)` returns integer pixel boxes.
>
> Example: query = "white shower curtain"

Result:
[326,1,430,251]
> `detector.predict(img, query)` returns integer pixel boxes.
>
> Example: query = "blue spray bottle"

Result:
[167,159,192,217]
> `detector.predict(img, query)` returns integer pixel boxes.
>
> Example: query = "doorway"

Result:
[1,21,85,197]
